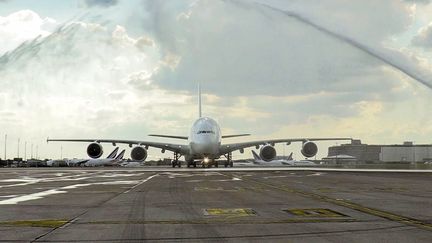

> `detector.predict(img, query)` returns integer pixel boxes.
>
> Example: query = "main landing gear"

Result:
[172,152,181,168]
[224,152,233,168]
[187,160,197,168]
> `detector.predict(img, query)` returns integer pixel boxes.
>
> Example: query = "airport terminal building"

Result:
[326,140,432,163]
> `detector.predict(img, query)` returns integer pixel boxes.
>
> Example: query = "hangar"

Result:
[328,140,432,163]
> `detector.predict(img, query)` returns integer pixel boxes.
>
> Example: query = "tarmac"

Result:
[0,167,431,242]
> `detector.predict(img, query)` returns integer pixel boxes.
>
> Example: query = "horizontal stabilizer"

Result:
[222,134,251,139]
[148,134,188,140]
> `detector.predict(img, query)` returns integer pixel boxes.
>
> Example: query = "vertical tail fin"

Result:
[287,152,293,161]
[107,147,119,159]
[198,83,202,118]
[251,150,262,161]
[115,149,125,160]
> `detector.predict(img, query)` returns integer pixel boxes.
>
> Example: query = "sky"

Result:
[1,0,432,160]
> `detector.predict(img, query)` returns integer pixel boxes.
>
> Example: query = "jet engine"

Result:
[131,146,148,161]
[87,143,103,159]
[259,144,277,162]
[301,141,318,158]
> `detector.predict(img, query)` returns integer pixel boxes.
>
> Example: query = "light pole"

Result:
[24,141,27,161]
[17,138,20,158]
[4,134,7,160]
[31,143,33,159]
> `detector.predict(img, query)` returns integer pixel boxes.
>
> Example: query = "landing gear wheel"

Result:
[224,163,228,168]
[215,161,219,168]
[229,161,233,167]
[178,162,181,168]
[193,162,197,168]
[172,162,176,168]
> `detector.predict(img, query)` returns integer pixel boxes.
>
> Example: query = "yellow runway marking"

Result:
[204,208,257,217]
[0,219,68,228]
[285,208,348,217]
[240,176,432,232]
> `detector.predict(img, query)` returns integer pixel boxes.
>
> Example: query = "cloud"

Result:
[84,0,118,8]
[0,18,176,158]
[412,22,432,48]
[136,0,432,97]
[404,0,431,4]
[1,1,432,159]
[0,10,57,54]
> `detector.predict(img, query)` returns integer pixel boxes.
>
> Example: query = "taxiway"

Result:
[0,167,431,242]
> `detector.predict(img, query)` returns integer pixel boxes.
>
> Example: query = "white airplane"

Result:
[64,147,119,167]
[249,150,316,166]
[62,147,119,167]
[84,149,125,167]
[47,87,351,168]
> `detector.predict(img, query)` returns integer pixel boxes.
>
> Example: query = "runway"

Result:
[0,167,431,242]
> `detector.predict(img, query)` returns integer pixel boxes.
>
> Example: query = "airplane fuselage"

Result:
[188,117,221,160]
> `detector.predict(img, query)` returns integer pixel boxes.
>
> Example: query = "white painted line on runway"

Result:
[0,181,140,205]
[123,174,159,194]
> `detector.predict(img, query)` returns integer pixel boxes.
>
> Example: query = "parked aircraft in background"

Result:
[48,86,351,168]
[84,149,125,167]
[250,151,316,166]
[64,147,119,166]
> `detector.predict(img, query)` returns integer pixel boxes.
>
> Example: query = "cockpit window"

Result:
[197,130,215,134]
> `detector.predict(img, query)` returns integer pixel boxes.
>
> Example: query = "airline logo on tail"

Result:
[115,149,125,160]
[107,147,119,159]
[251,150,262,162]
[287,152,293,161]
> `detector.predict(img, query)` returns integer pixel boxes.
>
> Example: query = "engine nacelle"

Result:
[301,141,318,158]
[260,144,277,162]
[131,146,148,161]
[87,143,103,159]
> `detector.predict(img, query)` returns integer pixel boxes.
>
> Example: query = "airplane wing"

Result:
[47,138,189,154]
[221,134,251,139]
[219,137,351,154]
[148,134,188,140]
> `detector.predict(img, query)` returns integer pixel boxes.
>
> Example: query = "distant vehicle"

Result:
[248,151,316,166]
[46,159,68,167]
[48,86,350,168]
[120,161,144,167]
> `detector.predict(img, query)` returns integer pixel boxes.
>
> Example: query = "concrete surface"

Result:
[0,167,431,242]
